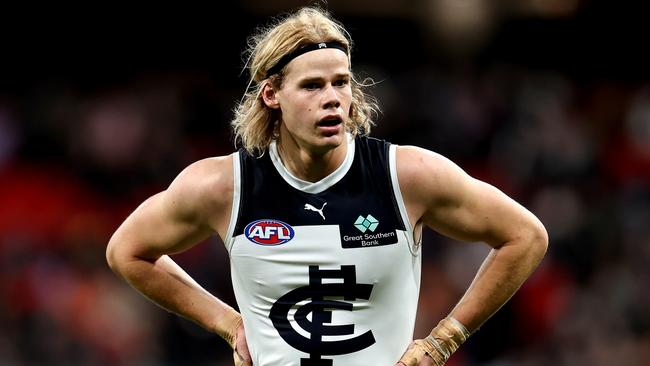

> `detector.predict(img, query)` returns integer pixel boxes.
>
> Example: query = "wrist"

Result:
[214,307,242,349]
[422,317,470,365]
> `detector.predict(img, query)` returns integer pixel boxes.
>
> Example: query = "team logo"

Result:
[245,219,294,245]
[270,265,375,365]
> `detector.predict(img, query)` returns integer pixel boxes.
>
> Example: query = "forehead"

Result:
[283,49,350,80]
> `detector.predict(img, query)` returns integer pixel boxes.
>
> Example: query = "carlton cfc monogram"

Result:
[269,265,376,365]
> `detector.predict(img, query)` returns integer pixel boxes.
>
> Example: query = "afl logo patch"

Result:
[245,219,295,246]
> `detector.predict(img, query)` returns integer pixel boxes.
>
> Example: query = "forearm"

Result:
[398,236,546,365]
[110,253,237,338]
[449,235,547,333]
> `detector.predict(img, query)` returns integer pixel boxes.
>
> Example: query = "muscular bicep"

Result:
[107,156,233,264]
[424,176,536,248]
[398,146,539,248]
[110,190,214,261]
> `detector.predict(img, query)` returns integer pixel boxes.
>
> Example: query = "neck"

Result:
[276,135,347,183]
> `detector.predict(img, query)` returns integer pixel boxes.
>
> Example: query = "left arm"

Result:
[395,146,548,365]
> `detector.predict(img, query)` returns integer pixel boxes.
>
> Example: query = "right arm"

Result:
[105,155,249,360]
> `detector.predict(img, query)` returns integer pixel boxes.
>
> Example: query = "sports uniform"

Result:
[224,134,421,365]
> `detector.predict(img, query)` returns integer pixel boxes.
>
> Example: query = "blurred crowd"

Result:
[1,2,649,365]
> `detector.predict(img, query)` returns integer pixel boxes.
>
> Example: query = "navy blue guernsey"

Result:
[233,136,406,247]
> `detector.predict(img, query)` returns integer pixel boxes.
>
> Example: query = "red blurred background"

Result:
[1,1,648,365]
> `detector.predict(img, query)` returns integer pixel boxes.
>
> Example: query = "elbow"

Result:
[105,237,119,273]
[106,233,158,279]
[106,234,127,276]
[527,220,549,265]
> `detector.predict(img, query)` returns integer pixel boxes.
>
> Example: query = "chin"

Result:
[311,132,345,153]
[322,130,345,143]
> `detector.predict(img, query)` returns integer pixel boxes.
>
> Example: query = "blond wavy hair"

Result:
[231,6,379,155]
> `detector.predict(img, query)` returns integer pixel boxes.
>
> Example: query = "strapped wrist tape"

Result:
[422,317,470,365]
[398,317,470,366]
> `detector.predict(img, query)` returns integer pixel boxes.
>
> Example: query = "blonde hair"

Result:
[231,6,379,155]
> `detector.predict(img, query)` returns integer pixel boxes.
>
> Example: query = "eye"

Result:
[303,82,320,90]
[333,78,349,87]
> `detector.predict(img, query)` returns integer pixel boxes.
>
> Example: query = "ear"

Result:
[261,81,281,109]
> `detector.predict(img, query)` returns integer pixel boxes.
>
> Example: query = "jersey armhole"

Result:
[389,144,417,251]
[223,152,241,253]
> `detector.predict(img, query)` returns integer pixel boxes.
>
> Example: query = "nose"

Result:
[322,84,340,109]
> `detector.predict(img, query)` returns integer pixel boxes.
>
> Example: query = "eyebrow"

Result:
[297,73,351,83]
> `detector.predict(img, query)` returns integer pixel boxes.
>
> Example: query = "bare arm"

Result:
[105,155,241,344]
[396,146,547,365]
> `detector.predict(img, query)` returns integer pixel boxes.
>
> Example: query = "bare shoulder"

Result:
[394,145,476,225]
[395,145,471,200]
[164,154,235,228]
[395,145,546,245]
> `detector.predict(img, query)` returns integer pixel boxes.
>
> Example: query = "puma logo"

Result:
[304,202,327,220]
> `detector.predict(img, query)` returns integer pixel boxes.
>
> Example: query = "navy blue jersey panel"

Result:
[233,137,406,239]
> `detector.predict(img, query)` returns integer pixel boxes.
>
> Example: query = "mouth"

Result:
[317,115,343,128]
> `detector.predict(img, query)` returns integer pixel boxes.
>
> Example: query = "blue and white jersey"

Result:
[224,134,421,366]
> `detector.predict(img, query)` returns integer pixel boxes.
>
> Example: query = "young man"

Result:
[106,7,548,366]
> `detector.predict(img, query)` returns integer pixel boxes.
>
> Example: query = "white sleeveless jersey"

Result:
[224,135,421,366]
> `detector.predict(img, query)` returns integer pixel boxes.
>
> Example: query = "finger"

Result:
[419,354,436,366]
[233,349,243,366]
[398,343,425,366]
[233,322,252,365]
[234,346,253,366]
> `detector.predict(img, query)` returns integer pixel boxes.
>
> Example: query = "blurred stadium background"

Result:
[1,0,648,365]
